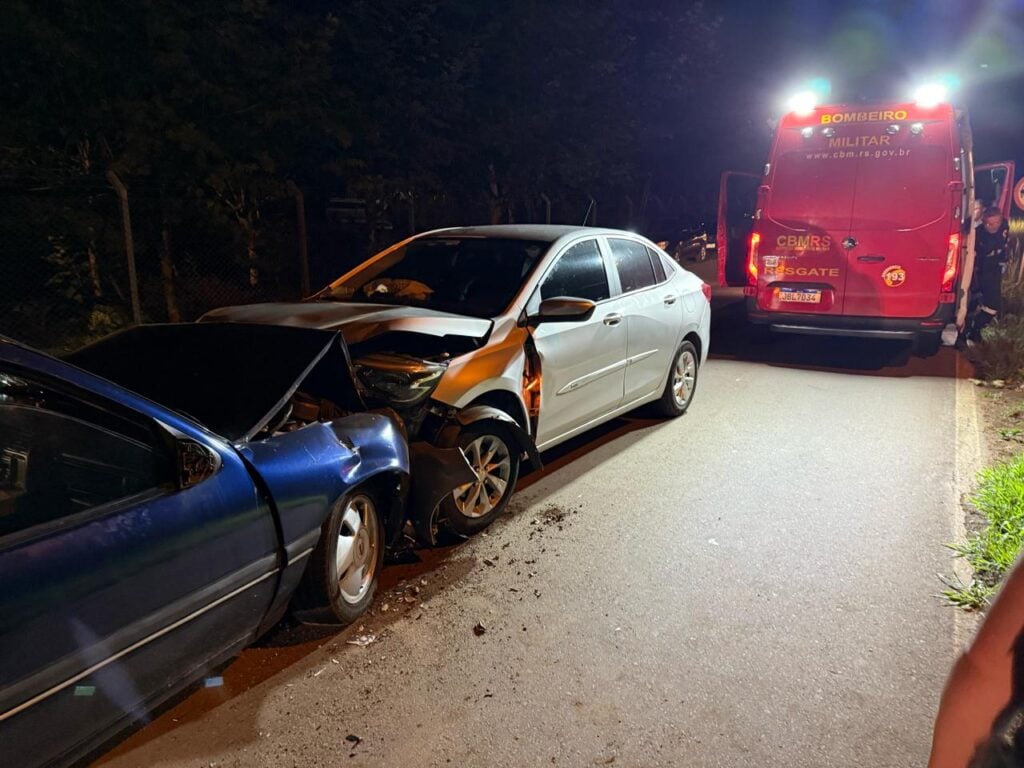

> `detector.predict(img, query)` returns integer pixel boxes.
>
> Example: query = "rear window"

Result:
[608,238,657,293]
[768,132,952,231]
[851,144,949,229]
[767,149,858,229]
[647,246,667,282]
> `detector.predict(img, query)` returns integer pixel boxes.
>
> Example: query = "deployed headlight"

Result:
[353,353,447,406]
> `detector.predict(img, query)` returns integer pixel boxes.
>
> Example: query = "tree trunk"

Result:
[247,227,259,287]
[487,164,503,225]
[87,243,103,299]
[160,224,181,322]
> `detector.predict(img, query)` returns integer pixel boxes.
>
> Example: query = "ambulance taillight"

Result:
[746,232,760,285]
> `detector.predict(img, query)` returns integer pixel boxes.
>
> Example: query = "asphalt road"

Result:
[97,273,970,768]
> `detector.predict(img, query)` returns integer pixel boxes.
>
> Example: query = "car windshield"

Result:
[321,237,549,318]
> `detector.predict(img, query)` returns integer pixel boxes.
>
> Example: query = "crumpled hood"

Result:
[201,301,493,345]
[66,323,364,442]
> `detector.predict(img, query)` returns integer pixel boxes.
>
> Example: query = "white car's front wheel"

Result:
[441,422,520,537]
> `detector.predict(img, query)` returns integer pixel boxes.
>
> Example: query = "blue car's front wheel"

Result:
[294,487,385,625]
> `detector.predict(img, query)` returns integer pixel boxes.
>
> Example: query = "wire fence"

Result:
[1,182,311,353]
[0,176,711,354]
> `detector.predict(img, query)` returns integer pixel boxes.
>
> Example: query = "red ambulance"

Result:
[717,100,1015,354]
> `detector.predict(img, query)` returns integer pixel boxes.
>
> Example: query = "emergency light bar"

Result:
[913,83,949,108]
[787,90,818,117]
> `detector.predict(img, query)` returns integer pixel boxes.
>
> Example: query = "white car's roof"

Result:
[423,224,649,243]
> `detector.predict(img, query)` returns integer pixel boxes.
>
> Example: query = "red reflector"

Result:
[743,286,757,297]
[942,233,960,292]
[939,292,955,303]
[919,320,944,327]
[701,282,712,302]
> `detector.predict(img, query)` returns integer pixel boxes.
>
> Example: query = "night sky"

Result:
[709,0,1024,169]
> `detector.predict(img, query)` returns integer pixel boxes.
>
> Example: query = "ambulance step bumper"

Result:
[768,324,916,340]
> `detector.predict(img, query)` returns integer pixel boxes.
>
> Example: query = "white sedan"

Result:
[204,225,711,540]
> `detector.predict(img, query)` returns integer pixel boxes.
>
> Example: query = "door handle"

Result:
[663,295,677,305]
[856,255,885,262]
[603,313,623,326]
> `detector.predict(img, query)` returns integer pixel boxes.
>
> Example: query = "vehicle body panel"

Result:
[207,226,710,459]
[530,297,628,447]
[0,325,413,768]
[718,102,1000,341]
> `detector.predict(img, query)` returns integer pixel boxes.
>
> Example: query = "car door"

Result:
[0,357,280,768]
[605,237,681,403]
[717,170,760,286]
[529,237,627,449]
[841,125,954,318]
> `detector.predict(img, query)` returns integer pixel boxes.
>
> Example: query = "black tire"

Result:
[747,322,773,345]
[913,332,941,357]
[440,421,521,537]
[653,340,699,418]
[293,487,385,626]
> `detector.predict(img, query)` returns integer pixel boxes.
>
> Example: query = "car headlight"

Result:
[353,353,447,406]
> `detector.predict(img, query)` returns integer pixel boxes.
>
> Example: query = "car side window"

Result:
[608,238,657,293]
[539,239,610,303]
[0,370,174,538]
[647,246,667,283]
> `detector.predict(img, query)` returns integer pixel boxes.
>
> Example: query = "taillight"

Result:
[747,232,760,285]
[701,282,712,302]
[942,232,960,292]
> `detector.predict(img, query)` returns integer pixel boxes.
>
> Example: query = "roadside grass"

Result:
[947,261,1024,608]
[945,454,1024,608]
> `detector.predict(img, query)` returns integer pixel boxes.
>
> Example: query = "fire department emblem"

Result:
[882,265,906,288]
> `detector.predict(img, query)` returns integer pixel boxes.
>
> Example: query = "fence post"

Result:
[287,181,311,296]
[540,193,551,224]
[106,170,142,325]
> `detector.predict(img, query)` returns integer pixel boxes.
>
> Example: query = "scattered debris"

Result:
[312,667,327,677]
[381,603,390,613]
[994,380,1007,389]
[509,587,519,593]
[483,558,496,567]
[540,505,568,525]
[533,589,542,598]
[345,735,362,745]
[331,658,340,664]
[420,578,428,586]
[473,622,487,636]
[203,676,224,688]
[346,634,378,647]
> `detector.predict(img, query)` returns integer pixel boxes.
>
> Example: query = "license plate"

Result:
[777,289,821,304]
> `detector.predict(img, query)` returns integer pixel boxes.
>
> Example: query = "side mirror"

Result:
[178,439,222,489]
[155,420,222,489]
[530,297,597,325]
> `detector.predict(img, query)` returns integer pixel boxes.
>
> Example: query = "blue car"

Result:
[0,323,470,768]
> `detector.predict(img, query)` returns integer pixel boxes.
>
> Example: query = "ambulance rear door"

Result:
[842,116,958,318]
